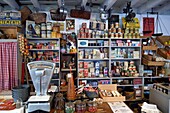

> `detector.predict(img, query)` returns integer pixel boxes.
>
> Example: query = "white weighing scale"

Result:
[27,61,56,113]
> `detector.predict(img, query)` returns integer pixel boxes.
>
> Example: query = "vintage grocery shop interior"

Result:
[0,0,170,113]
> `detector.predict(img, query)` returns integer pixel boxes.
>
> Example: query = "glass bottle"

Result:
[54,93,65,111]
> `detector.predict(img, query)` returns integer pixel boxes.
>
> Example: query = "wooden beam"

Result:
[30,0,41,11]
[3,0,19,10]
[138,0,167,13]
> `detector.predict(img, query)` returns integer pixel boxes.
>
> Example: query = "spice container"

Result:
[65,102,75,113]
[76,101,86,113]
[87,101,97,113]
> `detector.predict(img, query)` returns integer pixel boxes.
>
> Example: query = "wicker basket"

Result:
[29,13,47,24]
[157,48,170,59]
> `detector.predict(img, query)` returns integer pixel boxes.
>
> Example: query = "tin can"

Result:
[128,33,132,38]
[118,28,122,33]
[41,23,46,30]
[111,33,114,38]
[84,28,89,33]
[81,33,86,38]
[111,24,114,28]
[135,28,139,33]
[47,30,52,38]
[46,22,52,30]
[130,28,134,33]
[41,30,46,38]
[52,32,57,38]
[115,33,118,38]
[79,28,84,33]
[82,23,86,28]
[125,28,129,33]
[115,22,119,28]
[118,33,123,38]
[113,28,116,33]
[124,33,128,38]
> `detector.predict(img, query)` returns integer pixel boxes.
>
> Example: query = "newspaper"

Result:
[108,102,133,113]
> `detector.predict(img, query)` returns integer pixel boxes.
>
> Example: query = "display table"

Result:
[0,107,24,113]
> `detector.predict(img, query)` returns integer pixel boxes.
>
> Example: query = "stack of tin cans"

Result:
[78,23,90,38]
[109,22,123,38]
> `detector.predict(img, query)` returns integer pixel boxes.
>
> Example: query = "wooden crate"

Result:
[157,48,170,59]
[143,54,153,61]
[98,84,125,102]
[156,36,170,46]
[142,57,165,66]
[142,45,157,51]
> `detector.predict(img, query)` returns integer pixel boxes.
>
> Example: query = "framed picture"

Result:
[66,19,75,32]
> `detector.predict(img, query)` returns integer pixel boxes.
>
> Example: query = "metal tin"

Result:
[41,23,46,30]
[47,30,52,38]
[118,28,122,33]
[81,33,86,38]
[51,32,57,38]
[41,30,46,38]
[115,22,119,28]
[125,28,129,33]
[84,28,89,33]
[46,22,52,30]
[82,23,86,28]
[79,28,84,33]
[130,28,134,33]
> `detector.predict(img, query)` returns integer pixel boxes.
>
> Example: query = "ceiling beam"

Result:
[3,0,19,10]
[30,0,41,11]
[138,0,166,13]
[131,0,141,7]
[58,0,65,7]
[154,1,170,14]
[81,0,88,7]
[103,0,117,10]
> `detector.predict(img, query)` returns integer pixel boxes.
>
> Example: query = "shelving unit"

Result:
[27,38,61,87]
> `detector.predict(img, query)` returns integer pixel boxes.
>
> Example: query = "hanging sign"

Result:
[0,12,21,26]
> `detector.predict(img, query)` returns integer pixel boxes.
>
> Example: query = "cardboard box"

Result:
[98,84,125,102]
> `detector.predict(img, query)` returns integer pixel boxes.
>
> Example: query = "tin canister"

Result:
[84,28,89,33]
[130,28,134,33]
[47,30,52,38]
[82,23,86,28]
[115,22,119,28]
[125,28,129,33]
[46,22,52,30]
[118,28,122,33]
[41,30,46,38]
[79,28,84,33]
[52,32,57,38]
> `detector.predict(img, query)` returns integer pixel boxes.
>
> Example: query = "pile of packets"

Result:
[0,99,16,110]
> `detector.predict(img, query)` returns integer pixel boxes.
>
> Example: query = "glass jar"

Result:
[65,102,75,113]
[87,101,97,113]
[46,22,52,30]
[54,93,65,110]
[41,23,46,30]
[76,101,86,113]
